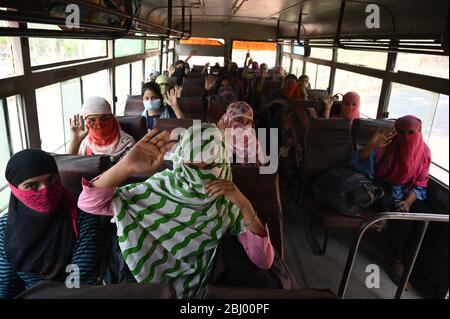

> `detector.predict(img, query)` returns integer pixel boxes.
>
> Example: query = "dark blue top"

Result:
[0,211,105,298]
[141,103,176,131]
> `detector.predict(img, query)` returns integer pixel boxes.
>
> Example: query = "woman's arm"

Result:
[359,127,397,161]
[395,191,417,212]
[165,89,185,119]
[68,114,88,155]
[0,217,24,298]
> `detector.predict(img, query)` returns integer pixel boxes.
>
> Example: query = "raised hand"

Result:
[368,127,397,149]
[321,95,334,110]
[205,180,250,209]
[205,75,216,91]
[69,114,88,142]
[168,64,175,77]
[121,130,176,176]
[165,88,178,107]
[175,85,183,98]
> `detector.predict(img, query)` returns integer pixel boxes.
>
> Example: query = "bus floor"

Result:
[281,190,424,299]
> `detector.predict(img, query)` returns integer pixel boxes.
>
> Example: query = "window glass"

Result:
[283,44,292,53]
[162,53,168,73]
[61,79,82,152]
[315,65,331,90]
[0,99,11,211]
[131,61,143,95]
[115,39,143,57]
[395,53,449,79]
[179,56,224,68]
[146,40,160,51]
[282,56,292,74]
[82,70,109,104]
[337,49,387,70]
[292,59,303,77]
[293,45,305,55]
[29,38,107,67]
[115,64,130,115]
[36,83,65,153]
[310,48,333,61]
[305,62,318,89]
[232,41,277,68]
[333,69,382,118]
[0,21,20,79]
[145,55,160,81]
[6,96,26,153]
[388,84,449,184]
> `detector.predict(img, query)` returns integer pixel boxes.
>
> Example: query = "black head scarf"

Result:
[5,149,77,281]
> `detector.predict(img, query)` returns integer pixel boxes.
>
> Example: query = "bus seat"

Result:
[191,65,205,73]
[178,97,205,120]
[231,165,284,258]
[307,89,329,100]
[181,77,205,98]
[351,118,395,148]
[206,99,230,123]
[53,154,111,198]
[15,281,176,299]
[116,115,148,141]
[299,119,362,255]
[154,118,196,132]
[202,285,337,299]
[330,101,342,118]
[124,95,144,116]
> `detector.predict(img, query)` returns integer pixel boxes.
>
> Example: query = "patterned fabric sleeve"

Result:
[70,211,106,285]
[0,214,25,299]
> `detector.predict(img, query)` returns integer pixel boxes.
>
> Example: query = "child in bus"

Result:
[141,82,185,131]
[323,91,361,120]
[77,124,275,298]
[351,115,432,286]
[218,102,266,166]
[68,97,136,163]
[0,149,105,299]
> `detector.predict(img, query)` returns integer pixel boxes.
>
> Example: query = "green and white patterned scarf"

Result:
[111,124,245,298]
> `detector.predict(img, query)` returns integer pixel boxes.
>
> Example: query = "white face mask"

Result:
[143,99,162,112]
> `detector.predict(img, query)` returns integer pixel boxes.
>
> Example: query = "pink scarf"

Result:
[218,102,263,165]
[375,115,431,188]
[341,92,361,120]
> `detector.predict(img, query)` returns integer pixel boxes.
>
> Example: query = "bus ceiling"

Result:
[0,0,448,55]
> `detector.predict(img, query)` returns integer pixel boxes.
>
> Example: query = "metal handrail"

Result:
[338,212,449,299]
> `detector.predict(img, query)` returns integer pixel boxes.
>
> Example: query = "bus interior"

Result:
[0,0,448,300]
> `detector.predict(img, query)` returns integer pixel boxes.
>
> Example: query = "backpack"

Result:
[312,167,384,217]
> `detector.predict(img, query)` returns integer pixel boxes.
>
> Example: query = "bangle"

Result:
[244,211,258,227]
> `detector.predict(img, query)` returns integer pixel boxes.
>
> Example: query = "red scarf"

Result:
[87,116,120,147]
[375,115,431,188]
[9,180,78,238]
[341,92,360,120]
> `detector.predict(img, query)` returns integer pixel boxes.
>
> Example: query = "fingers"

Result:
[141,129,162,143]
[150,130,170,145]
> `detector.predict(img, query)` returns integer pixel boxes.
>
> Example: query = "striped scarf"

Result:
[110,124,245,298]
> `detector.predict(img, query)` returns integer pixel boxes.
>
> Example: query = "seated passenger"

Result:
[78,124,275,298]
[351,115,432,286]
[272,74,299,100]
[68,97,135,162]
[141,82,185,131]
[169,50,196,86]
[146,70,160,83]
[205,75,239,103]
[0,149,104,299]
[218,102,266,166]
[155,74,173,96]
[270,66,285,82]
[323,91,360,120]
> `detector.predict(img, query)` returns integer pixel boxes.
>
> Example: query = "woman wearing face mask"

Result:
[206,76,240,103]
[78,124,275,298]
[0,149,105,298]
[323,91,361,120]
[141,82,185,131]
[68,97,135,163]
[351,115,432,287]
[218,102,265,166]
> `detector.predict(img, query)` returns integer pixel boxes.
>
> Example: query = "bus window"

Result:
[337,48,388,70]
[0,21,19,79]
[333,69,382,118]
[282,56,292,74]
[82,70,109,105]
[115,39,144,58]
[388,84,449,184]
[232,41,277,68]
[115,64,131,115]
[395,53,449,79]
[131,61,144,95]
[29,37,107,68]
[145,56,160,80]
[292,59,304,77]
[178,56,224,68]
[310,48,333,60]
